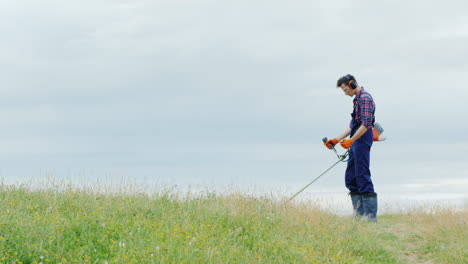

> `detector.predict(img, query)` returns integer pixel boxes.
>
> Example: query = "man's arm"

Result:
[339,125,367,149]
[350,125,368,142]
[337,127,351,141]
[324,127,351,149]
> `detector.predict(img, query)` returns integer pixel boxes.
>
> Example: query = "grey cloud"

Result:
[0,1,467,199]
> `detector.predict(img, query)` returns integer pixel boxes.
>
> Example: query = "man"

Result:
[324,74,378,222]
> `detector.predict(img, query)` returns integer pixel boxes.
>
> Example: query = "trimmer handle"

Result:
[323,137,337,151]
[323,136,348,161]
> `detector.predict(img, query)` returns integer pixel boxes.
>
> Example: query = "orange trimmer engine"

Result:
[372,122,386,141]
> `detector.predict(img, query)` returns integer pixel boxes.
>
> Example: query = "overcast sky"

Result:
[0,1,467,206]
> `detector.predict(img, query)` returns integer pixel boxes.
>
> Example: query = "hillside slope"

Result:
[0,186,466,264]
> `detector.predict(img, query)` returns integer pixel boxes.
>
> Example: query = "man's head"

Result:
[337,74,360,97]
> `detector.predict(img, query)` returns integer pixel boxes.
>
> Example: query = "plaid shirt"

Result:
[350,87,375,129]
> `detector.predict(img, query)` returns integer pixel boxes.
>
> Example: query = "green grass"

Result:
[0,185,466,264]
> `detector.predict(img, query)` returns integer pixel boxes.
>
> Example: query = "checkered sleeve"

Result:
[359,95,375,129]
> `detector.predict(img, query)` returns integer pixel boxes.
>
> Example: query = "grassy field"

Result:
[0,185,466,264]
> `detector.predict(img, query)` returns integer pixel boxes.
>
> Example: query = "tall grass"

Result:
[0,184,466,264]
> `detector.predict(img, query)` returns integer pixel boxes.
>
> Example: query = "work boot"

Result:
[349,192,364,217]
[362,192,378,222]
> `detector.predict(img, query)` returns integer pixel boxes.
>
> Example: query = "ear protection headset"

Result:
[345,74,358,89]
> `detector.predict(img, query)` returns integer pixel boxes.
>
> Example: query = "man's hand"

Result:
[340,138,354,149]
[324,138,339,149]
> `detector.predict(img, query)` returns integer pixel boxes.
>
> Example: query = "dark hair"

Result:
[336,74,356,87]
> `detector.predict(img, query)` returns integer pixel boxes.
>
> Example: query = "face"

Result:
[339,84,355,97]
